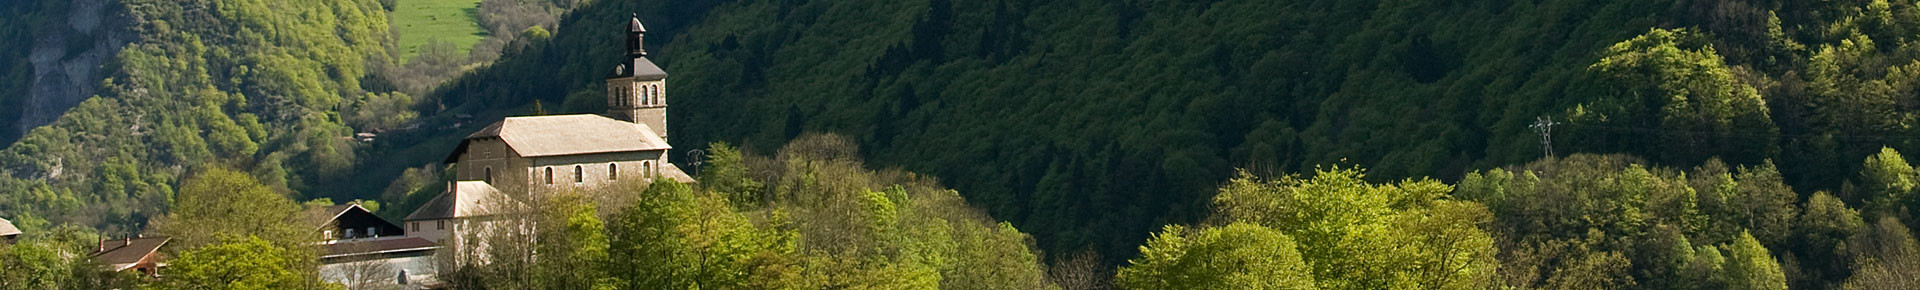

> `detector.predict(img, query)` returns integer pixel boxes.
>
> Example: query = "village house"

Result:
[312,203,440,289]
[402,180,522,264]
[92,236,169,278]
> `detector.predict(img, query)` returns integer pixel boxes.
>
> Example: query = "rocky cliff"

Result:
[6,0,131,143]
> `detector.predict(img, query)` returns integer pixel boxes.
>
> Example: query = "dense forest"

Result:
[418,0,1920,268]
[9,0,1920,288]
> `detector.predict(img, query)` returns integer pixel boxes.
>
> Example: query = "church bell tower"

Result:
[607,13,669,140]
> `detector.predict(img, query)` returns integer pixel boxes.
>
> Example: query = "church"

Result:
[402,14,692,250]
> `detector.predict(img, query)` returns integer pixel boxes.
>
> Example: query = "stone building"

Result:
[425,13,691,199]
[438,114,681,196]
[606,15,670,141]
[403,14,692,263]
[403,181,516,246]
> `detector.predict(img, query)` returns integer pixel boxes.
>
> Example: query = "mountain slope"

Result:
[406,0,1697,260]
[0,0,393,233]
[0,0,134,146]
[344,0,1920,263]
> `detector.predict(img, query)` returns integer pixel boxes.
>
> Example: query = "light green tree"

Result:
[1576,28,1776,163]
[1206,167,1499,289]
[0,241,77,289]
[535,191,614,289]
[605,180,799,289]
[1858,147,1917,218]
[156,236,331,290]
[1116,223,1317,290]
[154,167,309,248]
[1720,231,1788,290]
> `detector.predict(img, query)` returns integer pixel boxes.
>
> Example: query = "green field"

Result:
[390,0,487,62]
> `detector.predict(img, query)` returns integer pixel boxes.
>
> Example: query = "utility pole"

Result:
[1531,115,1560,158]
[687,149,707,176]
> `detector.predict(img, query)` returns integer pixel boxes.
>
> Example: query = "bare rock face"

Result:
[14,0,132,140]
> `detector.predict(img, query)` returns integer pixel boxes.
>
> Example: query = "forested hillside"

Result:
[417,0,1920,265]
[1116,151,1920,289]
[9,0,1920,288]
[0,0,393,233]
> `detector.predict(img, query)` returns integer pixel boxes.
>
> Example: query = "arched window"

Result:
[610,163,619,180]
[643,161,653,178]
[545,167,554,184]
[652,85,661,104]
[574,165,584,183]
[640,89,649,106]
[485,167,493,183]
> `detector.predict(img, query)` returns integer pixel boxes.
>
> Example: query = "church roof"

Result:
[661,163,696,183]
[445,114,670,163]
[609,57,668,81]
[404,181,517,221]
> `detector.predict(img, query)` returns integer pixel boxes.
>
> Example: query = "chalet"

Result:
[92,236,169,277]
[312,203,441,288]
[315,203,404,241]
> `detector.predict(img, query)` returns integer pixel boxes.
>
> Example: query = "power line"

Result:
[1531,116,1560,158]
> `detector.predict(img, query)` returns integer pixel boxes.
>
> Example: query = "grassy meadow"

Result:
[390,0,486,62]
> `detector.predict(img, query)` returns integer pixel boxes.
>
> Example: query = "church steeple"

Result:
[607,14,669,141]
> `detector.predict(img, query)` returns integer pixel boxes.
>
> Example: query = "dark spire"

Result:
[627,13,647,57]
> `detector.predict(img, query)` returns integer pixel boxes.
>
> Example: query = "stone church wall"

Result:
[524,150,668,195]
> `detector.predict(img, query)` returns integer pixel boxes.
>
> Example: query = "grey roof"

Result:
[445,114,670,163]
[609,57,668,81]
[404,181,516,221]
[630,15,646,33]
[320,237,439,259]
[0,217,19,237]
[661,163,696,184]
